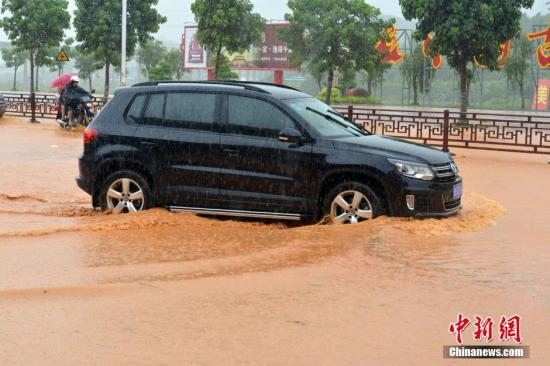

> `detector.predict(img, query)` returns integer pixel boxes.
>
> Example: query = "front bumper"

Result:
[388,175,463,218]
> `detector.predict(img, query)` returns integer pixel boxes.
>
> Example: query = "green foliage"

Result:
[319,86,342,101]
[281,0,392,104]
[1,0,70,95]
[138,40,167,77]
[319,86,381,104]
[213,55,239,80]
[504,35,532,109]
[400,0,534,112]
[400,44,436,105]
[74,0,166,96]
[191,0,265,78]
[148,60,173,81]
[75,51,101,90]
[164,49,183,79]
[339,68,357,96]
[1,47,26,69]
[1,47,27,90]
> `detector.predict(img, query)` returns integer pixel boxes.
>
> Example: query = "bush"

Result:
[347,87,369,97]
[148,61,173,81]
[318,86,342,101]
[318,86,380,105]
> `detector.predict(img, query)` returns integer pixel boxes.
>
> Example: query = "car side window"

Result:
[164,92,216,130]
[142,93,165,126]
[126,95,147,124]
[227,95,295,138]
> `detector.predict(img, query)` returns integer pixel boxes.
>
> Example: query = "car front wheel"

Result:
[100,171,152,213]
[324,182,383,224]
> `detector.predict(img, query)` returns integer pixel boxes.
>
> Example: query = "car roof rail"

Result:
[222,80,301,92]
[131,80,270,94]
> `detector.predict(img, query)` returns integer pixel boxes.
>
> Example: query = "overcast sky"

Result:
[1,0,548,43]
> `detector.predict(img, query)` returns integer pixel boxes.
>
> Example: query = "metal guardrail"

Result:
[3,92,549,155]
[336,106,550,155]
[2,92,109,119]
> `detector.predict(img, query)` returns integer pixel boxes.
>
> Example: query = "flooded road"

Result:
[0,116,549,365]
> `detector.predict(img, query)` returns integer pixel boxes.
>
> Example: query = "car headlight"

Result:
[388,159,434,181]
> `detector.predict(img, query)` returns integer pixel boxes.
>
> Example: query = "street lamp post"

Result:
[121,0,127,87]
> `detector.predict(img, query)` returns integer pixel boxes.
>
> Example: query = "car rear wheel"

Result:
[100,171,152,213]
[324,182,383,224]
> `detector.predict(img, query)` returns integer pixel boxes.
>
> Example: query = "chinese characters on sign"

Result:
[257,23,290,69]
[528,23,550,69]
[449,314,522,345]
[422,34,442,69]
[531,79,550,110]
[473,40,511,69]
[376,26,405,65]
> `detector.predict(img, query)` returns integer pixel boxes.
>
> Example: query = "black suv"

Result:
[77,81,462,224]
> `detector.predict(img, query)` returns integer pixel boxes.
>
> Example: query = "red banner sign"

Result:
[532,79,550,110]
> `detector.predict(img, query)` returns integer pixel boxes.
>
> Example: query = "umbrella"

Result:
[50,72,74,90]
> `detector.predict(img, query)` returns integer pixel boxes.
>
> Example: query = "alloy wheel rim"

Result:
[330,190,373,224]
[106,178,145,214]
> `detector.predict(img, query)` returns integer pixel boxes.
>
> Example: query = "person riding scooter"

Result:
[63,75,92,126]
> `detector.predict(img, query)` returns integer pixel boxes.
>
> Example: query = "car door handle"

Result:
[223,148,240,156]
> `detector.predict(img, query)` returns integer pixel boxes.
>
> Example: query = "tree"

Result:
[34,46,57,91]
[1,47,27,90]
[137,40,166,78]
[191,0,265,79]
[505,36,532,109]
[75,51,100,91]
[338,68,356,96]
[148,60,173,80]
[164,49,183,79]
[215,55,239,80]
[281,0,392,104]
[363,62,390,98]
[74,0,166,97]
[400,44,437,105]
[400,0,534,114]
[1,0,70,121]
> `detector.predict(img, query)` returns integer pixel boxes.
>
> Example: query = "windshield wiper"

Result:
[326,110,370,135]
[306,107,361,137]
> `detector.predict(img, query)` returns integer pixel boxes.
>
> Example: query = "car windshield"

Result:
[283,97,367,138]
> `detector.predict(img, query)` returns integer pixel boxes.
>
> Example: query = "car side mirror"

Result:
[278,128,304,144]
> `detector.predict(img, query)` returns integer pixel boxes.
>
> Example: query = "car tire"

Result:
[323,181,383,224]
[99,170,153,213]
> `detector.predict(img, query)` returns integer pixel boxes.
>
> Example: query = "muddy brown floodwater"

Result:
[0,116,549,365]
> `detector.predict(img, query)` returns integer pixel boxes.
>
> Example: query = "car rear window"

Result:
[142,94,165,126]
[126,95,147,123]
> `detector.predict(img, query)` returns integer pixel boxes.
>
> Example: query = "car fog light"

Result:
[406,195,415,211]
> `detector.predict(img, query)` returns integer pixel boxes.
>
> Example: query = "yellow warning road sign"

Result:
[56,48,70,62]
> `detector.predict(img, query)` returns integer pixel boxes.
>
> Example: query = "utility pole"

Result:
[121,0,127,86]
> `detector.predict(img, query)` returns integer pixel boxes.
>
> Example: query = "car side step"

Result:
[167,206,302,221]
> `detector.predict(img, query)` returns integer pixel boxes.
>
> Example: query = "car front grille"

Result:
[432,163,456,182]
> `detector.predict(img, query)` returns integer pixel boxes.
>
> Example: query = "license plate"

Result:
[453,183,463,200]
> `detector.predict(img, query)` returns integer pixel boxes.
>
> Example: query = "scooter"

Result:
[57,95,96,129]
